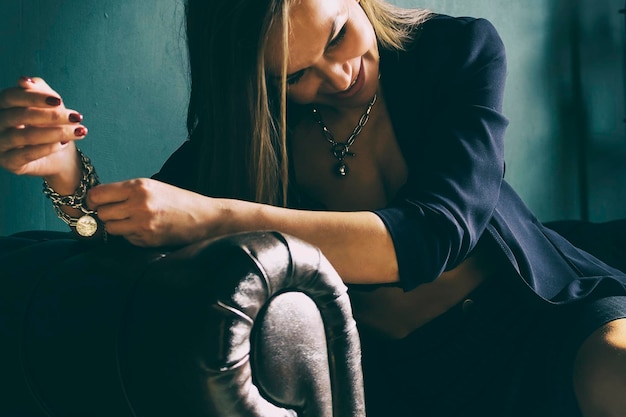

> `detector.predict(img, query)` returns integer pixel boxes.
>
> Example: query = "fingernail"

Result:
[60,141,69,145]
[74,127,87,137]
[20,76,34,83]
[69,113,83,123]
[46,96,62,106]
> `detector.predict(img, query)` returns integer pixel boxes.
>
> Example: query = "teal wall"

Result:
[1,0,625,236]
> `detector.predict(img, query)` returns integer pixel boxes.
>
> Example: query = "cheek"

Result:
[352,17,376,51]
[287,83,319,105]
[349,4,377,47]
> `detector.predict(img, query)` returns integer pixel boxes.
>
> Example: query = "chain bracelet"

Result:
[43,150,100,208]
[43,149,104,239]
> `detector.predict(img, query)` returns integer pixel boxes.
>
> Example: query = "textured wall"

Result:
[1,0,625,236]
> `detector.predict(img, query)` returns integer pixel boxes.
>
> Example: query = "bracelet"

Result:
[43,149,104,239]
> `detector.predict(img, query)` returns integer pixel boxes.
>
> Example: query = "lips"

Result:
[332,57,365,100]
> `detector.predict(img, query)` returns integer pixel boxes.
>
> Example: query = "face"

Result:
[266,0,380,110]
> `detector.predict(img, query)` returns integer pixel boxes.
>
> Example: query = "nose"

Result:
[318,60,353,93]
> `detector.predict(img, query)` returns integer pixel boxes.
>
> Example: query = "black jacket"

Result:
[372,15,626,301]
[153,15,626,303]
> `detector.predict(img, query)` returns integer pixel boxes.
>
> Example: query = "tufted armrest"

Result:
[0,231,365,417]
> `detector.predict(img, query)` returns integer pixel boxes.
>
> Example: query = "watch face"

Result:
[76,215,98,237]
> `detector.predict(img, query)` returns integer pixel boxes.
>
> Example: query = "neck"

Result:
[313,99,373,120]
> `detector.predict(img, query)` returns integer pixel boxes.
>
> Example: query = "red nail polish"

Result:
[60,141,69,145]
[20,76,34,83]
[69,113,83,123]
[46,96,62,106]
[74,127,87,137]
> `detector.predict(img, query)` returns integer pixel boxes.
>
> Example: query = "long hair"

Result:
[185,0,288,204]
[360,0,432,50]
[184,0,430,206]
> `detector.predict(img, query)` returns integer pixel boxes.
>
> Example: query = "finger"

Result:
[0,106,83,130]
[19,77,62,100]
[87,178,154,210]
[0,86,64,110]
[87,182,133,210]
[1,77,64,109]
[93,199,133,223]
[26,77,60,96]
[17,76,35,89]
[100,218,137,237]
[0,141,71,175]
[0,124,87,152]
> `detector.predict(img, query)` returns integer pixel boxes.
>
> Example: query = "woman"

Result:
[1,0,625,415]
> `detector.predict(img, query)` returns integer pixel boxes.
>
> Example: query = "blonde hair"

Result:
[255,0,290,206]
[359,0,432,50]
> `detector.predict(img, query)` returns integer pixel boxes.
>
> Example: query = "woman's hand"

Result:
[87,178,221,247]
[0,77,88,183]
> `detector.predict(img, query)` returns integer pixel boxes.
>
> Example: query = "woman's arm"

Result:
[137,17,509,289]
[87,178,398,284]
[224,198,398,284]
[374,16,509,291]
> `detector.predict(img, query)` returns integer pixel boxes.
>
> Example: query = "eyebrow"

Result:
[283,17,339,80]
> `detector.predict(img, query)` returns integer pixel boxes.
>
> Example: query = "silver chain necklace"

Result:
[311,93,377,177]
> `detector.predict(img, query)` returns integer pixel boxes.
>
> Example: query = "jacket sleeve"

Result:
[374,17,509,291]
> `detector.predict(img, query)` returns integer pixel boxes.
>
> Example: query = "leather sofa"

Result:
[1,220,624,417]
[1,231,365,417]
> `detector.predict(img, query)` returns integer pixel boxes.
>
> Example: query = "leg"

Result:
[573,318,626,417]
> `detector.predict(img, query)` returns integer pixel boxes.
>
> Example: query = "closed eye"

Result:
[328,25,347,48]
[286,70,305,86]
[285,21,347,86]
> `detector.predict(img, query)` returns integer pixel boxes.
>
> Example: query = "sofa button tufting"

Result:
[462,298,475,314]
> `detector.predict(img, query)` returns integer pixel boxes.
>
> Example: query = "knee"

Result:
[573,318,626,417]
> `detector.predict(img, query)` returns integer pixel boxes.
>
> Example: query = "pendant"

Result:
[76,214,98,237]
[332,143,355,160]
[335,162,349,177]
